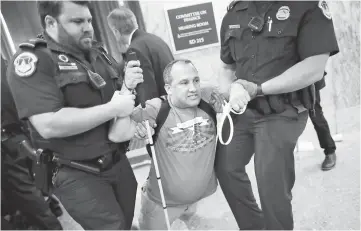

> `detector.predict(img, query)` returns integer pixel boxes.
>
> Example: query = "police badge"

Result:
[318,0,332,20]
[276,6,290,20]
[58,54,69,63]
[14,52,38,77]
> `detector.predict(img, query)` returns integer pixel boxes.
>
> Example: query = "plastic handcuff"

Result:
[217,101,247,145]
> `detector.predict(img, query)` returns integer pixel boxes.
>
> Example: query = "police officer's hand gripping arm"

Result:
[108,96,159,143]
[29,94,135,139]
[220,51,329,107]
[27,65,140,139]
[233,54,329,98]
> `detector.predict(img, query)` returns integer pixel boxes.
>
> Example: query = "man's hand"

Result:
[229,82,250,112]
[235,79,258,99]
[209,90,227,113]
[134,121,157,140]
[124,60,143,90]
[108,90,136,117]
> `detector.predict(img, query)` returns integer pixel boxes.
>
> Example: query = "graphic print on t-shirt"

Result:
[166,115,215,153]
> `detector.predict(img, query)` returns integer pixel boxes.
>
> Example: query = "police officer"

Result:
[1,56,62,230]
[7,1,142,229]
[216,1,339,230]
[311,75,337,171]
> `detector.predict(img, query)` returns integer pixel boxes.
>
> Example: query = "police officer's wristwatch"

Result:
[256,84,264,97]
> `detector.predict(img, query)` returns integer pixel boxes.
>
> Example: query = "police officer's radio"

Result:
[73,60,107,89]
[248,16,265,32]
[87,70,107,90]
[247,2,273,33]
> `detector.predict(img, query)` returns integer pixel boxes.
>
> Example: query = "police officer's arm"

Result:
[108,98,161,142]
[220,13,236,67]
[219,13,237,98]
[261,53,329,95]
[7,50,136,139]
[108,116,137,142]
[29,92,135,139]
[261,3,339,95]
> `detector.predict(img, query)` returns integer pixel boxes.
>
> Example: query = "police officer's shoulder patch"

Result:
[13,52,38,77]
[318,0,332,19]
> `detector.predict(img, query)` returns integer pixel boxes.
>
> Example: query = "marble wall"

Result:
[327,1,360,109]
[138,0,360,136]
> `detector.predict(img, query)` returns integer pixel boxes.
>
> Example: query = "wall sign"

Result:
[165,2,219,54]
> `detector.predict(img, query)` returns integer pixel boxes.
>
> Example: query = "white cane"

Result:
[144,119,171,230]
[130,49,171,229]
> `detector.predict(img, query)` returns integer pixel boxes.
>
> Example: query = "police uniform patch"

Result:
[318,0,332,19]
[14,52,38,77]
[229,24,241,29]
[58,54,69,62]
[276,6,290,20]
[58,62,78,70]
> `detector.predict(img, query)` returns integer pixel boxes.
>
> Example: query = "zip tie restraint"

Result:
[217,100,247,145]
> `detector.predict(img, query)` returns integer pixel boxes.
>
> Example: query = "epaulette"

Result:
[19,38,47,49]
[227,0,242,12]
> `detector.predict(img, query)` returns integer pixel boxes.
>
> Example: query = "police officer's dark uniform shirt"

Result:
[7,33,123,161]
[220,1,339,87]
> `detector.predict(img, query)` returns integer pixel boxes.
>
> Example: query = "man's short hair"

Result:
[163,59,197,85]
[107,7,138,34]
[37,1,91,29]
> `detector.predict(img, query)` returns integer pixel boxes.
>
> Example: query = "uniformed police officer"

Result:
[216,1,339,230]
[1,56,63,230]
[7,1,143,230]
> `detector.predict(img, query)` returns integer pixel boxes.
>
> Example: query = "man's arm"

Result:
[261,53,329,95]
[108,116,137,143]
[108,97,161,142]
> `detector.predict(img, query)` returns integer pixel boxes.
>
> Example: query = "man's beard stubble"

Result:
[57,22,93,53]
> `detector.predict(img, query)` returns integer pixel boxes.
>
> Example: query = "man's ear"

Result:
[164,84,172,95]
[44,15,57,29]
